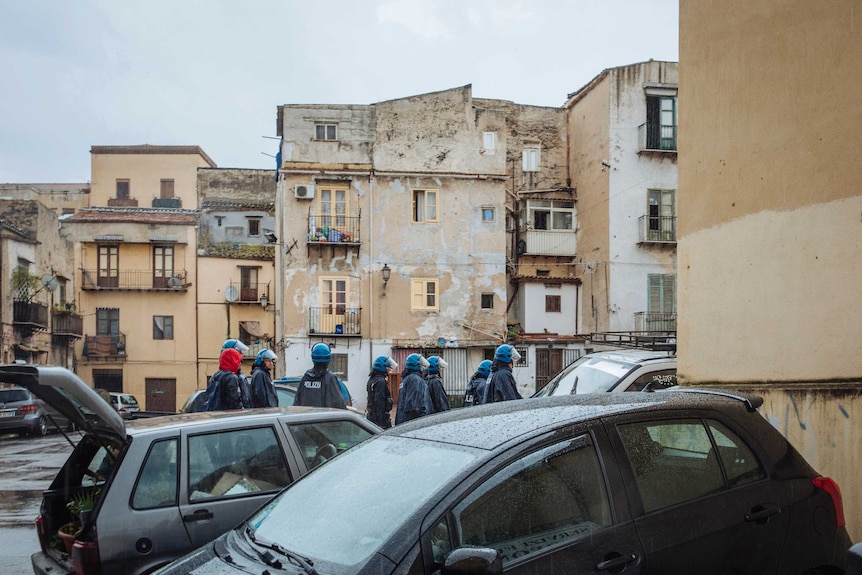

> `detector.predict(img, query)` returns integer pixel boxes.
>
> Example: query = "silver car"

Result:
[4,364,380,575]
[0,385,72,436]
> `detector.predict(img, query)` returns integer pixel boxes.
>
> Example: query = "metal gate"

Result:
[535,348,582,391]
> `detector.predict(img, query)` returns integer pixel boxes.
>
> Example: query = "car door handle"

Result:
[183,509,214,522]
[596,552,638,571]
[745,504,780,523]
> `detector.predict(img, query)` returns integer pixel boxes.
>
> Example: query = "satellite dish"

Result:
[40,274,58,293]
[224,285,239,302]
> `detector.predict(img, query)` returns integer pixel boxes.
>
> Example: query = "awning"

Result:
[240,321,265,338]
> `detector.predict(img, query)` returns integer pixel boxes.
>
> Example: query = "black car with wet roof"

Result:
[154,388,849,575]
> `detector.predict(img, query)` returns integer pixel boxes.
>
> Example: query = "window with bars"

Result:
[546,295,561,313]
[248,218,261,237]
[481,293,495,309]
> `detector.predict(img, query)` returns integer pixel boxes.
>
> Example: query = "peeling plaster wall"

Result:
[279,104,374,165]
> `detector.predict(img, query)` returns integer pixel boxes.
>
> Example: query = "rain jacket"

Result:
[365,370,393,429]
[463,372,489,407]
[484,362,522,403]
[294,365,347,409]
[395,368,431,425]
[206,348,244,411]
[250,363,277,408]
[425,372,450,414]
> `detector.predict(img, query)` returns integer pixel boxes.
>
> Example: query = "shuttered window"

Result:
[648,274,676,314]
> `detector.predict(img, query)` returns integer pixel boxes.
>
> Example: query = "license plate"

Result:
[0,409,15,418]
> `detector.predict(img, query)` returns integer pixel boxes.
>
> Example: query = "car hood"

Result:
[0,364,125,437]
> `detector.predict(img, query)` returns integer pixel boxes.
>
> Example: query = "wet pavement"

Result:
[0,430,81,574]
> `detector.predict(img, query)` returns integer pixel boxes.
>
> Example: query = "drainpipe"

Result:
[367,171,374,373]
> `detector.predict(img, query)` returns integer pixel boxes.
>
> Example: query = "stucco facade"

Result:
[276,86,515,404]
[679,0,862,539]
[566,61,679,336]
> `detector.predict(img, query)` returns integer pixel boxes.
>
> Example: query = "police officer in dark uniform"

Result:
[425,356,451,414]
[484,344,523,403]
[294,343,347,409]
[394,353,430,425]
[464,360,492,407]
[366,355,397,428]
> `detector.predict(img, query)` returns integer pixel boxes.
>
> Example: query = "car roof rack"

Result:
[662,387,762,412]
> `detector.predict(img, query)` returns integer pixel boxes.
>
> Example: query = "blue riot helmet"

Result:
[494,344,521,364]
[222,338,250,354]
[311,343,332,364]
[426,356,448,374]
[476,360,492,378]
[404,353,429,371]
[372,355,398,373]
[255,348,277,366]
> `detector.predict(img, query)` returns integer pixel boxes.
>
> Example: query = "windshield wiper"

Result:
[245,525,319,575]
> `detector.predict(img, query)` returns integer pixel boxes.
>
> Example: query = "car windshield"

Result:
[534,356,636,396]
[247,435,481,569]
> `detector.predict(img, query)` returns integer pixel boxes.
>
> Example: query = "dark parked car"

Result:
[0,385,72,436]
[156,389,849,575]
[533,349,677,397]
[1,364,380,575]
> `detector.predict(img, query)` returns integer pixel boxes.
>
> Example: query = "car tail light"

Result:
[812,476,845,528]
[17,403,37,415]
[71,539,101,575]
[34,515,48,554]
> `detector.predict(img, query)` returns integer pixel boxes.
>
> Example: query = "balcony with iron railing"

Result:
[107,197,139,207]
[230,282,270,304]
[307,214,361,245]
[82,332,127,360]
[13,300,49,330]
[308,306,361,336]
[51,309,84,338]
[634,312,677,332]
[638,122,678,153]
[81,269,189,291]
[637,215,677,243]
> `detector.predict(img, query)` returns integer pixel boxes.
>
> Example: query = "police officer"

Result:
[366,355,397,428]
[250,349,278,408]
[464,359,492,407]
[484,344,523,403]
[294,343,347,409]
[425,356,450,414]
[394,353,430,425]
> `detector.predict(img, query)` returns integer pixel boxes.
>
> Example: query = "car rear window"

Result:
[0,388,30,403]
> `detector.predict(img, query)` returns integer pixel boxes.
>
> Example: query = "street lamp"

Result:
[260,293,269,309]
[381,263,391,296]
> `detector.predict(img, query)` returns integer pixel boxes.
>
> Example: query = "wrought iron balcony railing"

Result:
[82,332,127,359]
[308,306,361,336]
[229,282,270,304]
[638,215,677,243]
[634,312,677,332]
[307,215,361,245]
[13,300,49,329]
[638,122,678,152]
[81,269,189,291]
[51,309,84,338]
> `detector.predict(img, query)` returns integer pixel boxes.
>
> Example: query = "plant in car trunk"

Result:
[57,489,99,553]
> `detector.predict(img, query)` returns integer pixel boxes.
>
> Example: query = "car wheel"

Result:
[31,416,48,437]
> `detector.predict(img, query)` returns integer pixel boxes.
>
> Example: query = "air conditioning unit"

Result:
[294,184,315,199]
[166,276,183,289]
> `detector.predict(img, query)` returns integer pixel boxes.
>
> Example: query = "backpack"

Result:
[203,371,225,411]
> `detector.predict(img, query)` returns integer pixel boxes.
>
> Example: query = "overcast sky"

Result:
[0,0,678,184]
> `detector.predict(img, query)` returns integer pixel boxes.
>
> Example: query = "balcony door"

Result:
[98,245,119,288]
[318,185,348,236]
[240,267,259,302]
[319,277,347,334]
[153,245,174,288]
[647,189,675,241]
[647,274,676,330]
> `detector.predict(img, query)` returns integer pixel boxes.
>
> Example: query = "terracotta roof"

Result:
[64,207,197,225]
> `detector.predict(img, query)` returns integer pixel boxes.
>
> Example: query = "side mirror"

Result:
[847,543,862,575]
[441,547,502,575]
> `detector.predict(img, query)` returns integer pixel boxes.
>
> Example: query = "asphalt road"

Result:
[0,430,82,574]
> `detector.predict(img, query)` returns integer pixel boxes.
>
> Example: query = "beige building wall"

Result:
[90,145,215,208]
[679,0,862,538]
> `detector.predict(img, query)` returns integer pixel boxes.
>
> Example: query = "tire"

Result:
[30,416,48,437]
